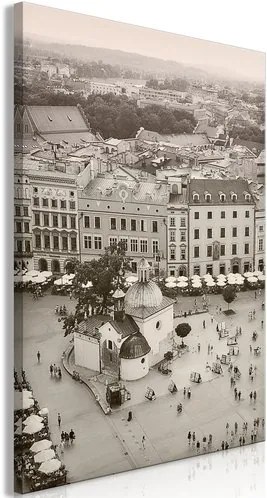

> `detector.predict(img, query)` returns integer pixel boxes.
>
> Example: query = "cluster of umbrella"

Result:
[164,271,265,291]
[14,270,53,285]
[54,274,75,286]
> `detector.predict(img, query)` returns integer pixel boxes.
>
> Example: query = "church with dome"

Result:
[74,258,174,381]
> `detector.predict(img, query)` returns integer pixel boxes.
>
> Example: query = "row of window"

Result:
[193,243,251,258]
[193,262,256,277]
[15,221,30,233]
[83,216,159,233]
[170,247,186,261]
[192,192,251,203]
[193,210,251,220]
[169,217,186,227]
[15,206,29,217]
[193,226,251,240]
[169,230,186,242]
[83,235,159,254]
[33,213,77,229]
[34,234,77,251]
[15,240,31,253]
[33,198,76,210]
[16,123,29,133]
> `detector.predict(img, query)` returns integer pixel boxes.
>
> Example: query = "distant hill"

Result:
[24,35,209,80]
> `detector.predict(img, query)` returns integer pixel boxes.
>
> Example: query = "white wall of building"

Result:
[74,332,100,372]
[120,354,149,381]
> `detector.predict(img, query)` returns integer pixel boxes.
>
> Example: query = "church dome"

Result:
[119,332,151,359]
[125,281,162,308]
[125,257,162,308]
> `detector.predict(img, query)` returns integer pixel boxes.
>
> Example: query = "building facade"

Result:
[29,170,79,273]
[167,178,189,276]
[254,193,265,272]
[14,170,33,270]
[188,179,255,276]
[78,166,168,275]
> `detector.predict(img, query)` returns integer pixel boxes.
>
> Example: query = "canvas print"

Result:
[14,2,265,493]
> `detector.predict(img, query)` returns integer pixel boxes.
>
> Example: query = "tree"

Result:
[62,242,132,336]
[223,285,236,310]
[175,323,191,346]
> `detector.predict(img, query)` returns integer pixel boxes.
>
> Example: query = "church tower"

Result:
[113,288,126,322]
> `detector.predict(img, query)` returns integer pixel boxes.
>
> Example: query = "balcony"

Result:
[14,251,33,258]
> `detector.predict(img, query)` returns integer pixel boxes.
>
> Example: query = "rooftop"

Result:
[125,295,174,319]
[77,313,139,339]
[189,178,254,205]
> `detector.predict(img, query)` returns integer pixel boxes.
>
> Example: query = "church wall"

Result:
[74,332,100,372]
[120,354,149,381]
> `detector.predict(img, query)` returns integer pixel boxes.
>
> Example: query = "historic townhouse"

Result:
[78,166,168,275]
[29,170,79,273]
[167,177,189,277]
[254,191,265,272]
[188,178,255,276]
[14,170,33,270]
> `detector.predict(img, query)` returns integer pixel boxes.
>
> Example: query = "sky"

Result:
[18,2,266,83]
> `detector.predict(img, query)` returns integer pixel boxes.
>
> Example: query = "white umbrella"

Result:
[165,282,177,288]
[39,459,62,475]
[217,274,226,279]
[165,276,177,283]
[192,282,202,288]
[23,421,44,434]
[39,408,49,417]
[126,275,138,283]
[177,276,188,282]
[32,275,47,284]
[27,270,39,277]
[177,281,188,288]
[207,281,216,287]
[227,273,235,278]
[30,439,52,453]
[34,449,56,463]
[203,273,212,279]
[253,270,263,277]
[244,271,253,278]
[258,274,265,281]
[82,281,93,288]
[217,281,226,287]
[40,271,53,278]
[247,276,258,283]
[64,273,75,280]
[24,414,44,426]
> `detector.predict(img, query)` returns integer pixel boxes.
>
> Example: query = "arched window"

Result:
[245,193,251,202]
[51,259,60,273]
[38,258,48,272]
[193,192,199,202]
[205,193,211,202]
[231,192,237,202]
[220,193,226,202]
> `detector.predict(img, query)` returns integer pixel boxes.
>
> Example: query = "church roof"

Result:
[77,313,139,339]
[119,332,151,359]
[125,280,163,309]
[125,295,174,319]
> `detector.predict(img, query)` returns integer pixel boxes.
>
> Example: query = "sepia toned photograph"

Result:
[14,2,265,493]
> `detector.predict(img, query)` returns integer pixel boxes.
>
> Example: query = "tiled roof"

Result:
[233,138,265,155]
[189,178,254,205]
[256,150,265,164]
[125,295,174,319]
[40,131,97,145]
[27,106,90,133]
[137,129,210,147]
[77,313,139,339]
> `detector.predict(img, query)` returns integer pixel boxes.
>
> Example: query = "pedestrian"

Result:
[65,432,70,447]
[239,326,242,335]
[216,305,219,314]
[242,437,245,446]
[216,324,219,332]
[262,418,265,429]
[192,432,196,446]
[221,441,225,451]
[219,306,222,313]
[210,345,213,354]
[238,391,241,401]
[198,343,201,353]
[249,391,253,402]
[49,364,53,376]
[261,320,264,329]
[202,320,206,329]
[57,413,61,427]
[251,430,254,443]
[226,422,229,434]
[37,351,41,363]
[61,431,65,442]
[208,344,210,355]
[203,436,207,451]
[210,315,214,324]
[69,429,75,444]
[183,387,186,398]
[255,291,257,299]
[253,309,256,319]
[187,388,191,400]
[127,411,133,422]
[234,388,238,400]
[253,391,257,402]
[142,435,146,450]
[249,345,252,354]
[58,367,62,379]
[196,440,200,453]
[239,436,242,446]
[59,441,64,454]
[187,431,192,445]
[208,434,212,446]
[234,422,238,434]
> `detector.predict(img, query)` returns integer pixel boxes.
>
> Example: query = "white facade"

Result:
[74,332,100,372]
[120,354,149,381]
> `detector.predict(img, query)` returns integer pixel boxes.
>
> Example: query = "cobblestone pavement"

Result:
[14,289,265,483]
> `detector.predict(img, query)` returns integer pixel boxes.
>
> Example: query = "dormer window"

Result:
[219,193,226,202]
[231,192,237,202]
[244,192,251,202]
[193,192,199,202]
[205,192,211,202]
